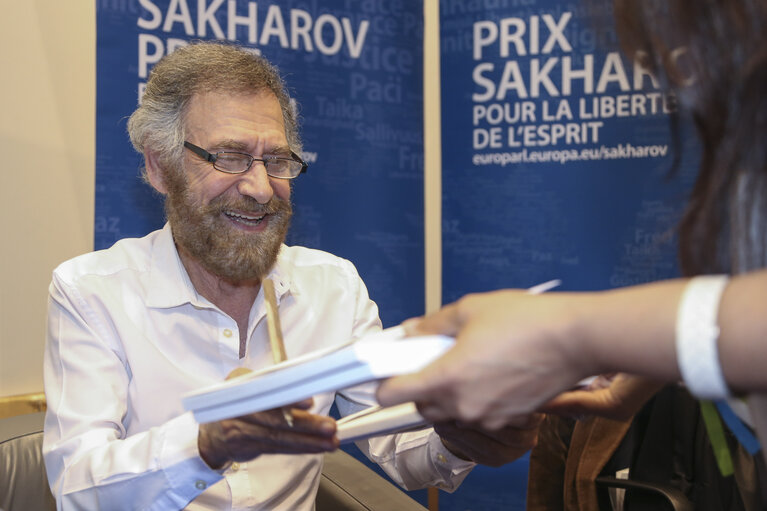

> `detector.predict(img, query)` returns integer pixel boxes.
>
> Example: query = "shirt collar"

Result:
[144,223,295,308]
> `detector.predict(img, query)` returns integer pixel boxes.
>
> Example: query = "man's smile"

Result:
[223,209,268,227]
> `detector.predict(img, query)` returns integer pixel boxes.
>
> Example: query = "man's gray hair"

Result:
[127,41,301,178]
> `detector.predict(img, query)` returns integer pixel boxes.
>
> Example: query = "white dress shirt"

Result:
[43,224,473,510]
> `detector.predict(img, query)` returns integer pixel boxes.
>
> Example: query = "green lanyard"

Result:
[700,400,734,477]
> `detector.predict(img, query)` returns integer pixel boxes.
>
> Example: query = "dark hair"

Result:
[614,0,767,275]
[127,41,301,180]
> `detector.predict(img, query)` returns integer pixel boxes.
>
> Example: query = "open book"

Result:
[182,326,453,424]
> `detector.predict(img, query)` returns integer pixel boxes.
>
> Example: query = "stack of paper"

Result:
[336,402,428,443]
[182,326,453,424]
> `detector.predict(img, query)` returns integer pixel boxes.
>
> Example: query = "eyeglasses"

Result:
[183,141,308,179]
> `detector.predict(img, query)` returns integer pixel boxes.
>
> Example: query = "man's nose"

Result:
[235,162,274,204]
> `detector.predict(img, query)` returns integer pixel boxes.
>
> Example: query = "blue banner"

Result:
[440,0,699,508]
[441,0,699,300]
[96,0,425,328]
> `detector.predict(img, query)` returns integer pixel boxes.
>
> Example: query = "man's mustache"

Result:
[208,196,291,215]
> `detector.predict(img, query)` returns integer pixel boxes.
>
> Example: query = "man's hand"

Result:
[540,373,663,421]
[197,398,338,470]
[433,414,543,467]
[377,290,593,429]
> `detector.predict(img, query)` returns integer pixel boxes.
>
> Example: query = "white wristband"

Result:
[675,274,731,399]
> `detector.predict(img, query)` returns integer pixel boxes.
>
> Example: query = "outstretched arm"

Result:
[377,270,767,428]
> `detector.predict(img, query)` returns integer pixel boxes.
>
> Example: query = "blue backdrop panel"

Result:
[96,0,424,328]
[440,0,699,509]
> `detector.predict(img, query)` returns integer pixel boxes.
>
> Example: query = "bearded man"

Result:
[42,42,539,510]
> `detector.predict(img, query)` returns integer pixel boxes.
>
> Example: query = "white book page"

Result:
[336,402,428,443]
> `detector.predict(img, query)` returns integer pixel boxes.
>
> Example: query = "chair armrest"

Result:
[594,475,694,511]
[317,450,427,511]
[0,412,46,443]
[2,414,425,511]
[0,412,56,511]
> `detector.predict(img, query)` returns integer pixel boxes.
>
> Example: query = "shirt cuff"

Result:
[394,430,475,492]
[429,434,475,486]
[156,412,223,507]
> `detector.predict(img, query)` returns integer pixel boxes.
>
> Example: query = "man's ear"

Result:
[145,149,168,195]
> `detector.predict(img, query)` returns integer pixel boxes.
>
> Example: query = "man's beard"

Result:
[164,175,292,283]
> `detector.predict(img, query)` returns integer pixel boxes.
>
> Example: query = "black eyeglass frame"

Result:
[183,141,308,179]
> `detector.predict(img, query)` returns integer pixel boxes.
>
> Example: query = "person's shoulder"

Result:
[53,230,162,284]
[278,245,362,285]
[280,244,357,270]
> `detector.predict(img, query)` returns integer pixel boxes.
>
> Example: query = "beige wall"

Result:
[0,2,440,398]
[0,3,95,396]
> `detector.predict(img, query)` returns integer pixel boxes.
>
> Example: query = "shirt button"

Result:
[231,462,240,472]
[223,329,233,338]
[195,480,207,490]
[437,454,448,464]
